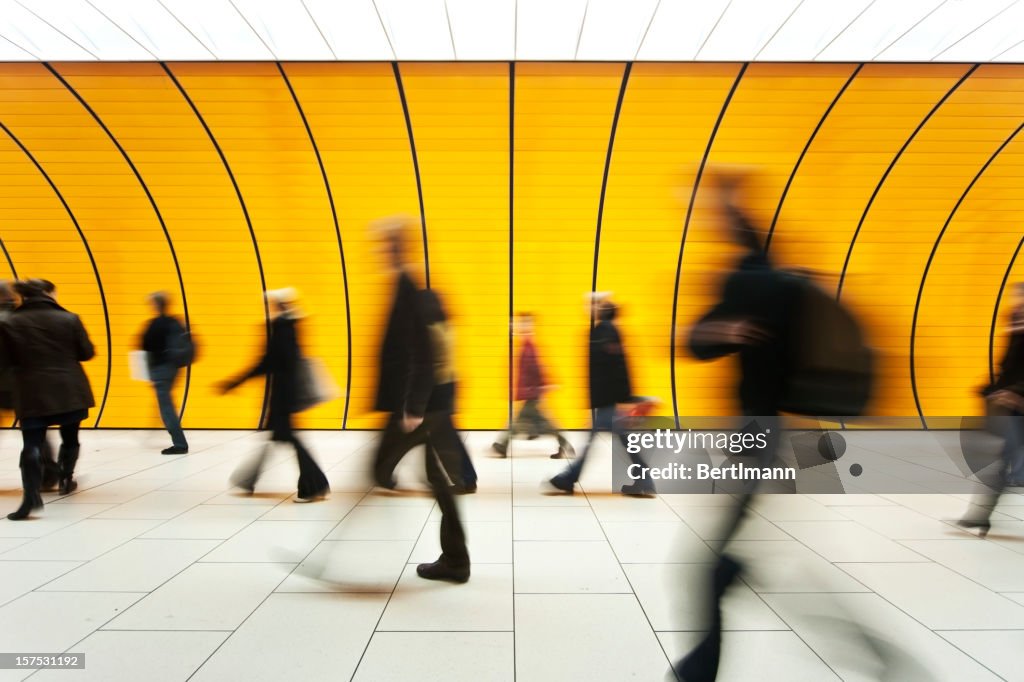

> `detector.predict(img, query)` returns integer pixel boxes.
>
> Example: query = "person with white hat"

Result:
[219,288,330,503]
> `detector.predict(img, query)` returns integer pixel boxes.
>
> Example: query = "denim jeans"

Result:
[150,363,187,448]
[561,406,622,484]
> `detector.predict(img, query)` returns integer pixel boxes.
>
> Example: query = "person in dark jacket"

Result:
[548,295,653,496]
[675,175,798,682]
[219,289,329,503]
[370,216,470,582]
[0,279,96,519]
[140,291,189,454]
[492,312,574,459]
[956,283,1024,535]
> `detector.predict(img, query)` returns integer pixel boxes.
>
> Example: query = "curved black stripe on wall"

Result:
[990,236,1024,384]
[392,63,431,289]
[764,64,862,253]
[278,63,354,429]
[0,237,17,279]
[910,120,1024,427]
[836,64,979,302]
[0,122,113,427]
[590,62,632,295]
[45,63,195,424]
[508,61,515,427]
[669,64,748,427]
[161,63,272,429]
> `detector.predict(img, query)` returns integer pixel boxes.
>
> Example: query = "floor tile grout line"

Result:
[186,485,378,682]
[346,450,452,682]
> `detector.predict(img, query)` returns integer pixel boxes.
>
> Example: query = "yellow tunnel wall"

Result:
[0,62,1019,430]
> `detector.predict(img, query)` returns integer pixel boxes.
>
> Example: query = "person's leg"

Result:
[551,406,614,491]
[291,433,329,501]
[231,440,272,493]
[39,432,59,491]
[1004,412,1024,484]
[959,403,1010,532]
[8,426,47,520]
[417,414,470,582]
[532,402,574,457]
[56,421,82,495]
[152,365,187,451]
[373,412,419,488]
[494,403,529,455]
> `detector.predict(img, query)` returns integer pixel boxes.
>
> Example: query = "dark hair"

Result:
[150,291,169,314]
[13,280,44,299]
[37,279,55,294]
[517,311,534,320]
[598,301,617,322]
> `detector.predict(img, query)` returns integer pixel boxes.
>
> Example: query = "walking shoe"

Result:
[620,482,656,498]
[491,441,507,457]
[543,474,574,495]
[58,478,78,495]
[161,446,188,455]
[550,443,575,459]
[7,498,43,521]
[295,489,330,503]
[416,557,470,583]
[451,483,477,495]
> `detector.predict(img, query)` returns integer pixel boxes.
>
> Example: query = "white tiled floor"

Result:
[0,429,1023,680]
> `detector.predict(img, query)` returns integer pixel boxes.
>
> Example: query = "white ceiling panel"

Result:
[375,0,453,60]
[302,0,393,61]
[446,0,514,60]
[88,0,213,59]
[879,0,1017,60]
[576,0,660,60]
[515,0,587,60]
[635,0,731,60]
[0,0,96,59]
[758,0,875,60]
[817,0,943,61]
[17,0,153,59]
[232,0,333,60]
[939,0,1024,60]
[0,0,1023,62]
[161,0,274,59]
[698,0,804,60]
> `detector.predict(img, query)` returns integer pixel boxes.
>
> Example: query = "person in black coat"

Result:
[548,295,653,496]
[219,289,329,503]
[0,279,96,519]
[370,216,470,583]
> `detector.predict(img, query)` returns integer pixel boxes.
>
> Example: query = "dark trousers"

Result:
[676,414,781,682]
[374,412,469,567]
[374,412,476,489]
[150,363,187,448]
[15,421,82,511]
[558,406,649,486]
[496,399,570,449]
[233,432,328,498]
[964,402,1023,523]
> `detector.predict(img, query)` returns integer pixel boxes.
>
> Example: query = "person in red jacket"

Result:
[493,312,574,459]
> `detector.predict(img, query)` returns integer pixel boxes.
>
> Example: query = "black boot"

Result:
[8,447,44,520]
[40,439,60,491]
[57,444,80,496]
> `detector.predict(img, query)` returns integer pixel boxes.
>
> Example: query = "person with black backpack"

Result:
[141,291,190,454]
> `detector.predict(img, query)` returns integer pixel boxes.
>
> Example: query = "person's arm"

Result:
[74,315,95,362]
[402,288,434,424]
[219,323,272,392]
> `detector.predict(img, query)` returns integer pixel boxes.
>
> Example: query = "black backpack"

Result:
[780,273,874,416]
[170,327,197,368]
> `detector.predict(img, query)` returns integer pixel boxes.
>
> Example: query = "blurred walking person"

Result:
[140,291,190,454]
[219,289,329,503]
[492,312,574,460]
[548,294,654,497]
[0,279,95,519]
[370,216,471,582]
[956,282,1024,535]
